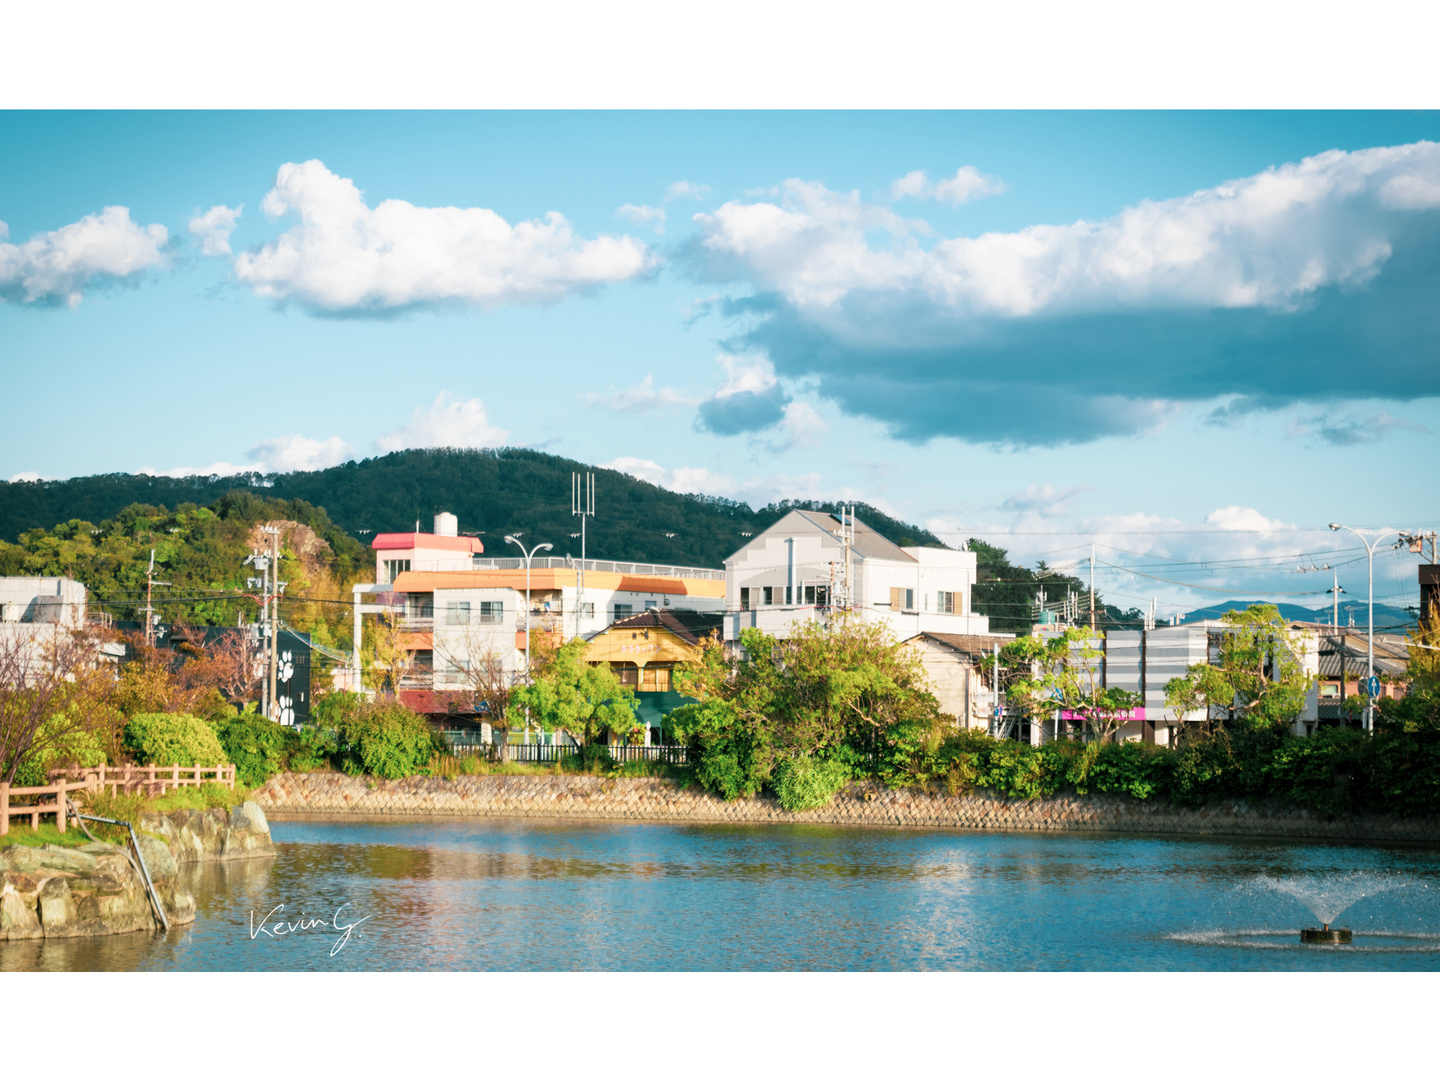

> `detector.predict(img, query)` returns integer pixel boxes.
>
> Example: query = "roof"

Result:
[910,631,1016,659]
[606,608,724,645]
[1313,631,1412,679]
[372,532,485,554]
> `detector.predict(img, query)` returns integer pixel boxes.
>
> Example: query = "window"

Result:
[888,587,916,612]
[578,602,595,618]
[762,586,774,605]
[937,591,957,614]
[802,585,829,607]
[785,586,793,605]
[641,665,673,692]
[447,601,471,626]
[614,604,633,620]
[479,601,503,624]
[406,594,433,619]
[439,657,470,676]
[382,559,411,584]
[615,662,639,686]
[740,587,750,611]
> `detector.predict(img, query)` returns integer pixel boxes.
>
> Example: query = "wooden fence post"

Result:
[0,781,8,837]
[55,780,66,833]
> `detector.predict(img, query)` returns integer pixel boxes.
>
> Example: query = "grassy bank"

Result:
[0,782,253,850]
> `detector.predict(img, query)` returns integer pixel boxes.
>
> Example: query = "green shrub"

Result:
[8,713,110,787]
[211,714,293,787]
[772,755,851,811]
[124,713,226,767]
[289,725,339,772]
[338,702,441,779]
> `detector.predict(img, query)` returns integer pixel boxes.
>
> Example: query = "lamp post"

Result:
[1329,523,1392,731]
[505,534,552,743]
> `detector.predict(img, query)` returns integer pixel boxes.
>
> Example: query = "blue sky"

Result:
[1,110,1436,615]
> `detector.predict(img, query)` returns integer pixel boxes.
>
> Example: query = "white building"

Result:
[722,509,991,642]
[350,514,726,697]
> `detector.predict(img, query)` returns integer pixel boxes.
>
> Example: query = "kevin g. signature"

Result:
[248,903,373,956]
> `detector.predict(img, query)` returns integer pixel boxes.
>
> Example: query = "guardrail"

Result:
[47,763,237,797]
[0,777,94,835]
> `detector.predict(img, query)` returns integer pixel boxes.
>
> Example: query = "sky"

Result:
[1,110,1436,617]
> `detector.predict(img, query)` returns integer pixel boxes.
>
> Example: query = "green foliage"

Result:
[510,639,640,745]
[9,714,110,787]
[211,714,294,787]
[334,701,442,780]
[289,724,340,772]
[968,539,1143,635]
[123,712,226,767]
[773,755,852,811]
[1163,604,1312,730]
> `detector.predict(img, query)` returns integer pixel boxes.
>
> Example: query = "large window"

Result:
[803,585,829,606]
[889,587,916,612]
[615,662,639,686]
[937,591,958,614]
[740,587,750,611]
[641,665,673,692]
[478,601,503,624]
[614,603,633,620]
[762,586,774,605]
[447,601,471,626]
[382,559,411,584]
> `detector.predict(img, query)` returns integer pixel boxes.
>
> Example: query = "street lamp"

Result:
[504,534,552,684]
[1329,523,1393,731]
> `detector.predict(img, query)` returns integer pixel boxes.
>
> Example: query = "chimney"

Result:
[434,512,458,537]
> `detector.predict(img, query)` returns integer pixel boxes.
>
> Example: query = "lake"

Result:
[6,817,1439,971]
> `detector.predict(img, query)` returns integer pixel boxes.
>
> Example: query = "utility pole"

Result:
[1089,544,1096,631]
[1329,524,1392,732]
[244,526,285,722]
[572,471,594,640]
[142,549,170,647]
[505,534,553,741]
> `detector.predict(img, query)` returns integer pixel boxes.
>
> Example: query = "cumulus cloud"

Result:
[247,434,354,472]
[188,204,242,256]
[889,165,1006,206]
[232,160,653,311]
[601,455,826,508]
[616,203,666,234]
[377,393,509,452]
[0,207,168,306]
[665,180,711,202]
[694,354,792,436]
[585,374,700,412]
[688,142,1440,446]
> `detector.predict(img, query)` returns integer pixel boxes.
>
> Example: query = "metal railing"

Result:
[453,742,693,765]
[467,556,724,581]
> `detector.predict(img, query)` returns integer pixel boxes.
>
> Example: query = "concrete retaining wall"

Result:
[253,772,1440,844]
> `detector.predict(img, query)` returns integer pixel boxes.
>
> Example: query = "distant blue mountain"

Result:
[1179,599,1416,630]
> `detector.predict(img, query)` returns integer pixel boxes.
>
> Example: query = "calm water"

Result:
[6,817,1440,971]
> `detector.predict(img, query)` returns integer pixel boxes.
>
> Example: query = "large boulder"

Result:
[3,845,98,878]
[224,801,275,857]
[135,834,178,880]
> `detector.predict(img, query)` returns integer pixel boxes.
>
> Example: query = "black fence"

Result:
[450,741,693,766]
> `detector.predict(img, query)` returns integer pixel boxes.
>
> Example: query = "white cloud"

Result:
[999,484,1090,518]
[888,165,1007,206]
[585,374,700,412]
[247,434,354,472]
[233,160,653,311]
[778,400,828,449]
[7,471,54,483]
[377,393,509,452]
[1288,407,1430,446]
[665,180,711,202]
[602,456,826,508]
[188,204,242,256]
[0,206,168,306]
[695,142,1440,319]
[138,461,251,479]
[616,203,666,234]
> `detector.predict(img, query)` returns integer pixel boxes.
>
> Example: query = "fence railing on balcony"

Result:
[399,616,434,631]
[466,556,724,581]
[450,742,693,765]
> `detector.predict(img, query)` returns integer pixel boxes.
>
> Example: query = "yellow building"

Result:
[583,610,724,742]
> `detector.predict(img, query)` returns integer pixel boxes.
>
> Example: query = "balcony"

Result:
[399,615,434,631]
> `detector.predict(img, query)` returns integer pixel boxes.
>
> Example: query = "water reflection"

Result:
[6,817,1439,972]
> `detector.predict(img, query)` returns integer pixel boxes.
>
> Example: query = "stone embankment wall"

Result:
[0,800,274,941]
[254,773,1440,844]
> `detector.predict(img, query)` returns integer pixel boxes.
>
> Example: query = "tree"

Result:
[0,625,116,785]
[673,615,945,794]
[1162,604,1312,731]
[434,625,522,762]
[998,627,1142,743]
[509,638,639,749]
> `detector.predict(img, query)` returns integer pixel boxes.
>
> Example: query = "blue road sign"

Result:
[1365,675,1381,697]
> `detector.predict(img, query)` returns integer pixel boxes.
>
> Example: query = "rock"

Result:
[37,877,75,933]
[230,800,269,835]
[224,801,275,857]
[0,880,42,939]
[79,841,126,857]
[3,844,98,877]
[135,834,178,880]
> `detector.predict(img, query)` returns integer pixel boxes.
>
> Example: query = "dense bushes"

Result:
[124,712,226,766]
[212,712,293,787]
[338,701,446,779]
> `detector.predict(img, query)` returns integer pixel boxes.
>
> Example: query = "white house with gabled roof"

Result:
[722,509,991,642]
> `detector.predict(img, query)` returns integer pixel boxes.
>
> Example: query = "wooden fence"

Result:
[0,776,94,836]
[47,763,237,798]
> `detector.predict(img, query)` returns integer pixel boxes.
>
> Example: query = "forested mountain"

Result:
[0,447,1139,637]
[0,449,943,565]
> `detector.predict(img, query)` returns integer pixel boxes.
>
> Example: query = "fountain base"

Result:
[1300,927,1353,944]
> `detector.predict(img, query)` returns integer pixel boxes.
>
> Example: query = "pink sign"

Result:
[1059,707,1147,721]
